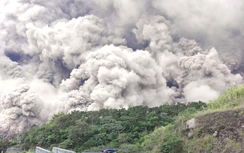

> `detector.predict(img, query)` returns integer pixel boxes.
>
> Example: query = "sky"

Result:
[0,0,244,139]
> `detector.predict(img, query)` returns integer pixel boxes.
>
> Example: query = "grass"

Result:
[176,85,244,120]
[145,85,244,152]
[22,150,35,153]
[183,135,219,153]
[208,85,244,110]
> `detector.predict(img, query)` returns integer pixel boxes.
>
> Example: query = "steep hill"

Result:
[2,85,244,153]
[17,102,206,152]
[141,85,244,153]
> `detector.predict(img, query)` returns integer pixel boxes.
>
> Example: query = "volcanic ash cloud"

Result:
[61,45,175,112]
[178,38,243,102]
[25,15,126,85]
[0,84,45,139]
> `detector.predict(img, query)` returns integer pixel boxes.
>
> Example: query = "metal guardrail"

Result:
[6,147,21,153]
[35,147,51,153]
[36,146,100,153]
[52,147,76,153]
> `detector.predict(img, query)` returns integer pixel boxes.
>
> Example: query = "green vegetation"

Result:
[0,137,16,152]
[208,85,244,111]
[3,85,244,152]
[145,85,244,153]
[18,102,206,152]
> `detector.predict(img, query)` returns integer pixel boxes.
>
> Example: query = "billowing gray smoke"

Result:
[0,0,244,139]
[0,84,44,139]
[61,45,174,112]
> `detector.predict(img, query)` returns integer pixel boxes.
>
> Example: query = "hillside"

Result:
[2,85,244,153]
[183,85,244,153]
[184,108,244,153]
[3,102,206,152]
[141,85,244,153]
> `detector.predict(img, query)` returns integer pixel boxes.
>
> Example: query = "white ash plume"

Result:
[61,45,175,112]
[65,90,93,113]
[0,84,44,139]
[132,15,180,84]
[0,56,24,79]
[25,15,125,84]
[179,38,204,56]
[133,15,173,57]
[178,39,243,102]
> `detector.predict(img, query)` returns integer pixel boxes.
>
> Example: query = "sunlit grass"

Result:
[141,85,244,152]
[208,85,244,110]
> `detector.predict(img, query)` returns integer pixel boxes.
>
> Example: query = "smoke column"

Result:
[0,0,243,139]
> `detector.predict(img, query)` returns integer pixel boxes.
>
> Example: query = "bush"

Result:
[161,136,183,153]
[184,135,219,153]
[117,144,142,153]
[208,85,244,110]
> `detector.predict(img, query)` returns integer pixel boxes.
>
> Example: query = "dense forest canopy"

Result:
[18,102,206,152]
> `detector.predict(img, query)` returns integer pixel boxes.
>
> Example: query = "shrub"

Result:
[161,136,183,153]
[208,85,244,110]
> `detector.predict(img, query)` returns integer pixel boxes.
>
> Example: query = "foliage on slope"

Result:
[0,137,17,152]
[208,85,244,110]
[18,102,206,152]
[141,85,244,153]
[2,85,244,152]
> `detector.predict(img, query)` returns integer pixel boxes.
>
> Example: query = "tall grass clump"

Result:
[208,85,244,110]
